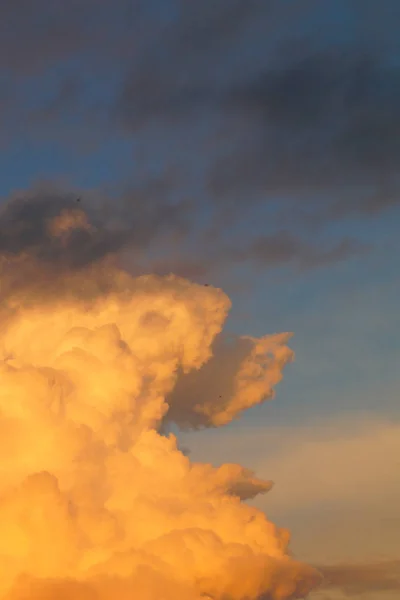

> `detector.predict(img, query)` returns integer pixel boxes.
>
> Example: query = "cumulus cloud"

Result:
[180,416,400,598]
[0,196,320,599]
[167,333,294,428]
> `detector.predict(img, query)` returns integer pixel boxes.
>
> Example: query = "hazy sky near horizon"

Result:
[1,2,400,598]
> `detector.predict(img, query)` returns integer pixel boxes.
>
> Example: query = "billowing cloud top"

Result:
[0,197,320,599]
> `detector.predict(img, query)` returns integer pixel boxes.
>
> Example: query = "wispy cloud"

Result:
[318,560,400,596]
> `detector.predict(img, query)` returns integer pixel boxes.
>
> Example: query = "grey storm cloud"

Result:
[0,193,125,269]
[120,35,400,214]
[0,180,188,272]
[115,1,400,218]
[117,0,270,127]
[0,181,356,296]
[210,49,400,208]
[1,0,399,275]
[0,0,140,74]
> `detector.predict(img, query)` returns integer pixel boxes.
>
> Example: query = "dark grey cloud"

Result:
[0,176,191,299]
[117,0,270,129]
[114,0,400,221]
[211,48,400,212]
[0,0,398,278]
[3,0,400,208]
[139,230,367,282]
[234,233,369,270]
[0,178,363,306]
[0,179,196,311]
[0,193,124,269]
[0,0,139,75]
[147,257,215,280]
[0,180,187,268]
[0,0,94,74]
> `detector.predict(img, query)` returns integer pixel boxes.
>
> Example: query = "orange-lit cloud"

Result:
[0,199,320,599]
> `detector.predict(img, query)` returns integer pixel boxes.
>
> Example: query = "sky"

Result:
[1,1,400,599]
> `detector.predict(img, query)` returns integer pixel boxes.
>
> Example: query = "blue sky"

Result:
[1,1,400,596]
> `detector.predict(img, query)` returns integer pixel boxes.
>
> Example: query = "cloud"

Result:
[318,560,400,596]
[167,332,294,428]
[0,197,320,599]
[210,48,400,211]
[0,180,192,299]
[3,0,400,216]
[114,1,400,220]
[180,414,400,569]
[0,0,138,75]
[232,233,369,270]
[0,180,365,290]
[0,189,126,268]
[117,0,270,129]
[2,1,399,278]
